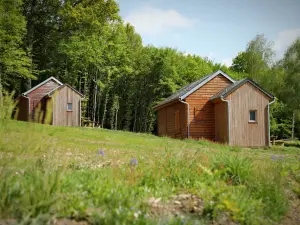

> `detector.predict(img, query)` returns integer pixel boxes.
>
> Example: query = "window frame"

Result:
[249,110,257,123]
[67,103,73,112]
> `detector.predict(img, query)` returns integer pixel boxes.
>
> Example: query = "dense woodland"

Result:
[1,0,300,139]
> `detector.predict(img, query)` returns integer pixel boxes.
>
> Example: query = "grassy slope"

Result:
[0,120,299,225]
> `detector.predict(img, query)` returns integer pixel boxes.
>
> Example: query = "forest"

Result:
[1,0,300,139]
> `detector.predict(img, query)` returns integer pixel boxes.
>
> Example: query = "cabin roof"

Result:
[210,78,274,101]
[46,84,84,97]
[154,70,236,109]
[22,76,63,96]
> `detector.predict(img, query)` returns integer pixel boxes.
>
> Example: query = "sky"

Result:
[117,0,300,66]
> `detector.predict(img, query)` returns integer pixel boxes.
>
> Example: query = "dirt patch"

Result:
[146,194,237,224]
[281,198,300,225]
[53,218,89,225]
[147,194,204,218]
[0,219,17,225]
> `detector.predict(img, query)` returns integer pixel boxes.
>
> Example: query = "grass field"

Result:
[0,119,300,225]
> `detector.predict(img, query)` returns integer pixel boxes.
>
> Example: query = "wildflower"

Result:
[271,155,277,161]
[130,158,138,166]
[97,149,105,156]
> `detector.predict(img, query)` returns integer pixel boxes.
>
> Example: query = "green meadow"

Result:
[0,119,300,225]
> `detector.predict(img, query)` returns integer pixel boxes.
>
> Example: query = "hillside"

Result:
[0,120,300,225]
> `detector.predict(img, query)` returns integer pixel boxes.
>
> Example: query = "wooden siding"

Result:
[27,80,60,116]
[52,86,81,126]
[16,96,29,121]
[226,83,270,147]
[185,75,232,140]
[157,101,187,139]
[214,101,228,143]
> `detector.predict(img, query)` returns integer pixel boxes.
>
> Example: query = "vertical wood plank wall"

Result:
[185,75,232,140]
[157,102,187,139]
[16,96,29,121]
[52,86,81,126]
[226,83,270,147]
[214,101,228,143]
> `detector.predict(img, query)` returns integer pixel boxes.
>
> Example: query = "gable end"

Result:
[22,77,63,96]
[179,70,236,100]
[154,70,236,110]
[210,78,274,101]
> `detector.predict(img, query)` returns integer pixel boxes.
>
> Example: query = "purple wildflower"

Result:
[271,155,277,161]
[97,149,105,157]
[130,158,138,166]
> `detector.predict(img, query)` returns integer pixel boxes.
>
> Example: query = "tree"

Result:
[0,0,33,96]
[282,38,300,139]
[231,52,248,73]
[230,34,274,85]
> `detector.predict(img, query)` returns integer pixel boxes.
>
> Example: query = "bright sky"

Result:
[117,0,300,66]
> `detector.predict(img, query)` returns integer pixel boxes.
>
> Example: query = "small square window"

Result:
[249,110,256,122]
[67,103,73,111]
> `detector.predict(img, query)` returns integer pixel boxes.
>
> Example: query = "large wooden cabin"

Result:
[16,77,83,126]
[153,70,275,147]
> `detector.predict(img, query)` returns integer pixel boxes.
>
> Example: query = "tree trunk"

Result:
[93,80,97,127]
[24,0,37,91]
[97,91,101,125]
[292,111,295,140]
[101,90,109,128]
[115,108,118,130]
[0,64,2,98]
[0,65,2,119]
[133,103,137,132]
[78,73,81,93]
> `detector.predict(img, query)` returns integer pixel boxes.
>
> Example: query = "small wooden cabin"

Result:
[16,77,83,126]
[153,70,275,147]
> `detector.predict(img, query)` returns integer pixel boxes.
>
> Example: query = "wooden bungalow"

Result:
[16,77,83,126]
[153,70,275,147]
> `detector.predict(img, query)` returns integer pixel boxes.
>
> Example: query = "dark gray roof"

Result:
[153,70,236,109]
[155,74,211,108]
[210,78,274,101]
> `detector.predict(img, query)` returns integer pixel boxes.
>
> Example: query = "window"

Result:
[67,103,73,111]
[175,111,180,133]
[249,110,257,122]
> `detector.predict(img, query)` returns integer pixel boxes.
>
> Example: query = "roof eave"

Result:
[153,98,180,111]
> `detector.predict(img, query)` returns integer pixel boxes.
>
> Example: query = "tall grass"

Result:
[0,93,298,224]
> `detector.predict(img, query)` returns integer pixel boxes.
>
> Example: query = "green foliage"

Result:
[0,0,298,139]
[282,38,300,111]
[1,120,298,224]
[0,0,33,94]
[211,154,252,185]
[230,34,274,85]
[0,91,17,120]
[270,100,292,139]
